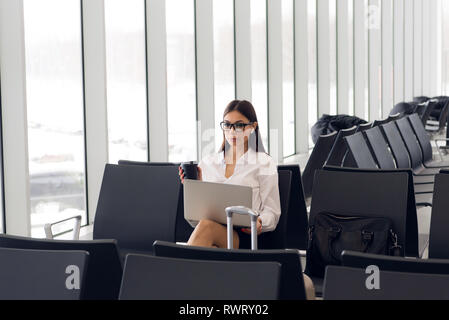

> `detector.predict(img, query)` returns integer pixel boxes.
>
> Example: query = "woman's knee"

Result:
[196,219,218,232]
[193,219,223,239]
[194,219,237,248]
[303,274,316,300]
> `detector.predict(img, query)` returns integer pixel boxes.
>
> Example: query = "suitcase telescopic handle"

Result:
[225,206,260,250]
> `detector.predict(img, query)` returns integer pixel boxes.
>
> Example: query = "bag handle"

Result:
[389,229,403,256]
[327,227,342,262]
[328,229,374,262]
[361,230,374,250]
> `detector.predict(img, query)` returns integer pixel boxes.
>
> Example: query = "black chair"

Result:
[306,167,417,295]
[323,166,426,254]
[345,131,434,196]
[414,96,430,104]
[372,118,390,128]
[420,100,437,125]
[341,250,449,275]
[373,113,403,143]
[310,167,418,257]
[343,130,433,199]
[344,132,378,169]
[413,102,427,118]
[341,123,374,168]
[117,160,194,242]
[438,100,449,131]
[428,170,449,259]
[153,241,306,300]
[119,254,281,300]
[387,113,403,122]
[426,98,449,132]
[364,127,396,169]
[118,160,194,243]
[258,170,292,250]
[325,126,358,167]
[364,126,435,186]
[408,113,449,168]
[380,121,412,169]
[275,165,308,250]
[118,160,181,167]
[94,164,182,258]
[0,247,88,300]
[357,122,374,132]
[323,265,449,300]
[390,102,415,117]
[302,131,338,198]
[430,96,449,116]
[174,183,195,243]
[395,117,441,175]
[0,234,122,300]
[381,121,438,177]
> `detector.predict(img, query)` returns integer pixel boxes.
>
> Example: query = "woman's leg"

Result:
[303,274,316,300]
[188,219,240,249]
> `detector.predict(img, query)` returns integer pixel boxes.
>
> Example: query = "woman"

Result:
[179,100,279,249]
[179,100,315,300]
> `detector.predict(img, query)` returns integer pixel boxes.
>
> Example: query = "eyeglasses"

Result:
[220,121,254,132]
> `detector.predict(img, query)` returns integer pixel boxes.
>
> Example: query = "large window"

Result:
[282,0,295,157]
[329,0,337,115]
[166,0,197,162]
[213,0,235,151]
[383,0,394,116]
[0,77,4,233]
[307,0,318,148]
[442,0,449,95]
[364,0,370,119]
[250,0,269,151]
[23,0,87,237]
[348,0,354,115]
[105,0,148,164]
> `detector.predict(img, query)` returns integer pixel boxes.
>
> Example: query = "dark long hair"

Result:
[220,100,267,154]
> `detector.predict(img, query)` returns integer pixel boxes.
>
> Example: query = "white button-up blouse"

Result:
[198,148,281,233]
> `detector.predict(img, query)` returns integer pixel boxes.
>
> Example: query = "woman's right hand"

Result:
[179,166,203,184]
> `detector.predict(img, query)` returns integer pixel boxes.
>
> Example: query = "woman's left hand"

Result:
[241,217,262,236]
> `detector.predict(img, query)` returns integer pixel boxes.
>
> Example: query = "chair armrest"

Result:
[44,215,82,240]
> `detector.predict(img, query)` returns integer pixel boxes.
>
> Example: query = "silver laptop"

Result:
[184,179,253,228]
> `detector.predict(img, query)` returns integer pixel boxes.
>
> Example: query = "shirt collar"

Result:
[219,148,258,167]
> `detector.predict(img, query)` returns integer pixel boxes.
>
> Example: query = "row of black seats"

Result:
[324,250,449,300]
[302,113,404,198]
[97,161,309,253]
[303,96,449,199]
[345,113,449,206]
[392,96,449,132]
[0,236,303,300]
[119,163,448,298]
[0,161,312,299]
[2,165,449,299]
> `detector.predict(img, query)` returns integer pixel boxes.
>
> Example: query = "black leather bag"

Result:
[305,212,402,278]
